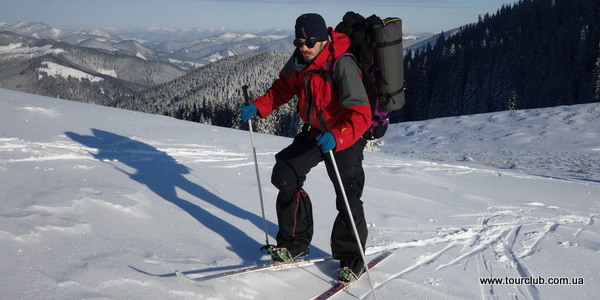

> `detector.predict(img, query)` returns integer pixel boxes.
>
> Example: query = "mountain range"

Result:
[0,31,187,105]
[0,21,433,108]
[0,21,433,71]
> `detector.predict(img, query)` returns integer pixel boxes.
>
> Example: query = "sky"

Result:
[1,0,516,34]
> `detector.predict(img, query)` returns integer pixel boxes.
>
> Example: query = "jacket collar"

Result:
[292,27,351,73]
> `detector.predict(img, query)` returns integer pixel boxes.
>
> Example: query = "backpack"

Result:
[331,12,406,140]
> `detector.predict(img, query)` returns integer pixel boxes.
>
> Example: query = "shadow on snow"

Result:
[66,128,329,272]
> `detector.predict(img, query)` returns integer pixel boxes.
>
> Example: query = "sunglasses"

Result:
[293,37,319,49]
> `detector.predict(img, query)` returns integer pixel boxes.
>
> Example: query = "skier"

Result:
[240,13,372,283]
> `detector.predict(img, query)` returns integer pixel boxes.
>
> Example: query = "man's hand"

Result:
[241,102,257,121]
[316,132,336,153]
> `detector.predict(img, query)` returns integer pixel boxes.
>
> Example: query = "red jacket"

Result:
[253,28,371,151]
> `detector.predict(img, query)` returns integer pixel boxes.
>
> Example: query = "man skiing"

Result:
[240,13,372,283]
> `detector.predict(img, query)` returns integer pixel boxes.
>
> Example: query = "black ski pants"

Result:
[270,128,367,260]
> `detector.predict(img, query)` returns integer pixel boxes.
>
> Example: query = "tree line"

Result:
[394,0,600,123]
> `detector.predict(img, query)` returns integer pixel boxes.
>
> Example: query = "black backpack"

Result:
[331,12,406,140]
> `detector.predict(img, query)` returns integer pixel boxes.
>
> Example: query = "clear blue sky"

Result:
[1,0,517,34]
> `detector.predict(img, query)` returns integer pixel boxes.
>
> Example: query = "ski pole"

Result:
[317,115,378,300]
[242,85,272,251]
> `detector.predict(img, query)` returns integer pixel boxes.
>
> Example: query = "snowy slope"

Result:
[1,88,598,299]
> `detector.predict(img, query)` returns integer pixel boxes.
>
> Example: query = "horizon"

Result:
[1,0,517,34]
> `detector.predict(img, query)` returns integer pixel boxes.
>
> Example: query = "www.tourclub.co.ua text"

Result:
[480,276,584,285]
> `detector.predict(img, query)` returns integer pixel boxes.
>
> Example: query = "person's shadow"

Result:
[66,129,328,269]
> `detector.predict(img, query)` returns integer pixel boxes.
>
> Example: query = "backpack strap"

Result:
[304,54,353,129]
[318,52,356,91]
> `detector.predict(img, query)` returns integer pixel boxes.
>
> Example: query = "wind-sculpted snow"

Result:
[1,89,598,299]
[382,105,600,182]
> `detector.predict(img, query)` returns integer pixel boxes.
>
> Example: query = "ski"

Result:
[312,251,393,300]
[176,256,335,282]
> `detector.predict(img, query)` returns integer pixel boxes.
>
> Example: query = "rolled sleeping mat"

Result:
[371,17,405,111]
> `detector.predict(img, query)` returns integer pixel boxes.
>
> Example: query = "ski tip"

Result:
[175,270,199,282]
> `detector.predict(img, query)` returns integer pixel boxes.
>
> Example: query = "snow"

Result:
[37,61,104,82]
[167,58,205,69]
[1,88,598,299]
[0,43,23,51]
[0,43,65,61]
[206,51,236,63]
[50,28,62,37]
[262,35,288,40]
[135,52,147,60]
[207,53,224,62]
[96,67,118,78]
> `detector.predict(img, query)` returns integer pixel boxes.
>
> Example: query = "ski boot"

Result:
[338,257,364,284]
[267,246,309,263]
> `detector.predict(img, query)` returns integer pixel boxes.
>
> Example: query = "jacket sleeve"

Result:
[330,56,372,151]
[253,57,300,118]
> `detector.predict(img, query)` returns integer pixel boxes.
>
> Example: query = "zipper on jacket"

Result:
[304,74,315,127]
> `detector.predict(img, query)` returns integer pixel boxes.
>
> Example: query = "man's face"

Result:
[297,39,327,63]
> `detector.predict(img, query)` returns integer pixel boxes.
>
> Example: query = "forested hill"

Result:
[113,51,301,137]
[398,0,600,122]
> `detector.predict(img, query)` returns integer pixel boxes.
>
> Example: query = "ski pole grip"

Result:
[242,85,250,105]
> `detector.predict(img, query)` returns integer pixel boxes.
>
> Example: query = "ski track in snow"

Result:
[361,204,597,300]
[360,155,598,299]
